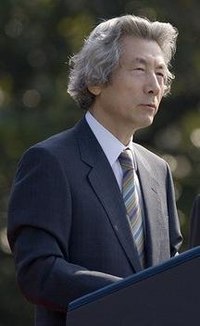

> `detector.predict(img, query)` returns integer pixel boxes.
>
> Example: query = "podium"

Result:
[66,247,200,325]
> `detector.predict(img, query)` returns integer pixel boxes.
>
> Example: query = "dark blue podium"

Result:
[66,247,200,325]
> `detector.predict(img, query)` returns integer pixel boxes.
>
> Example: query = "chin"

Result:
[139,117,154,129]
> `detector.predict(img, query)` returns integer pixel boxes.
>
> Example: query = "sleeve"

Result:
[166,164,183,256]
[7,146,122,312]
[188,194,200,248]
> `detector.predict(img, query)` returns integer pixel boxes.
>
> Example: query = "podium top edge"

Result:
[68,246,200,312]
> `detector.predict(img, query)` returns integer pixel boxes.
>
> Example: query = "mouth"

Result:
[140,104,157,110]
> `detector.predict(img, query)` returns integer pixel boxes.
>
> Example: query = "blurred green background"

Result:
[0,0,200,324]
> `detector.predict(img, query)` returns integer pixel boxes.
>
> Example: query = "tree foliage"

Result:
[0,0,199,324]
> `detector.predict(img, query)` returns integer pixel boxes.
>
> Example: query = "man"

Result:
[189,194,200,248]
[7,15,182,325]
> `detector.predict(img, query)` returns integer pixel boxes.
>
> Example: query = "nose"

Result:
[144,73,161,96]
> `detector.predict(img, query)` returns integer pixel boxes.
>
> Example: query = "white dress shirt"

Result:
[85,111,140,192]
[85,111,146,244]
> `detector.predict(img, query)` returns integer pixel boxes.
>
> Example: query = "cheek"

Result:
[158,93,164,104]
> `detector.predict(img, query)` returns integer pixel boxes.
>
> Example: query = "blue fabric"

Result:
[69,246,200,311]
[7,117,182,325]
[189,194,200,247]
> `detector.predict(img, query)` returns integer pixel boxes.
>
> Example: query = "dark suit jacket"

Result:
[189,194,200,248]
[7,117,182,326]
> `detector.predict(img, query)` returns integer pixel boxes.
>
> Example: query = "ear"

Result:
[88,85,102,96]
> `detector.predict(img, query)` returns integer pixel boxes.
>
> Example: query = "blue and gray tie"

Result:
[119,149,145,267]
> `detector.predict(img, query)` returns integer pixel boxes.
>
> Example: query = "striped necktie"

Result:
[118,149,145,267]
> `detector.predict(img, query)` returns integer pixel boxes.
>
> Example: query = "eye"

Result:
[134,67,145,72]
[156,71,165,78]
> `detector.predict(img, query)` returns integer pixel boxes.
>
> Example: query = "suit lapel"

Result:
[76,118,142,272]
[134,145,164,267]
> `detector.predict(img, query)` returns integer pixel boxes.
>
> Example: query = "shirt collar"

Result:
[85,111,128,167]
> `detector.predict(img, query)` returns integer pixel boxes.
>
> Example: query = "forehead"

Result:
[120,36,166,67]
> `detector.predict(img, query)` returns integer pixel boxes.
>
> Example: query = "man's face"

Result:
[90,36,167,143]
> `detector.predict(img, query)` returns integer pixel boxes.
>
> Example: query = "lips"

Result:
[140,104,157,110]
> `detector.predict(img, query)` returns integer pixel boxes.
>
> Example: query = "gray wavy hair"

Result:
[67,15,178,110]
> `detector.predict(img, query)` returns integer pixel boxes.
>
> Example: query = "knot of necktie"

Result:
[118,149,133,171]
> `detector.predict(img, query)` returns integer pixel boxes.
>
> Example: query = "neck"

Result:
[89,109,135,146]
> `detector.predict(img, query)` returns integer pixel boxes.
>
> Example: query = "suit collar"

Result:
[75,118,143,272]
[75,119,167,269]
[85,111,125,168]
[133,144,164,267]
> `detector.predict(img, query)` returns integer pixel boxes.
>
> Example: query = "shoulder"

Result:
[15,117,95,176]
[34,123,78,153]
[19,118,87,162]
[133,142,167,167]
[132,142,173,185]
